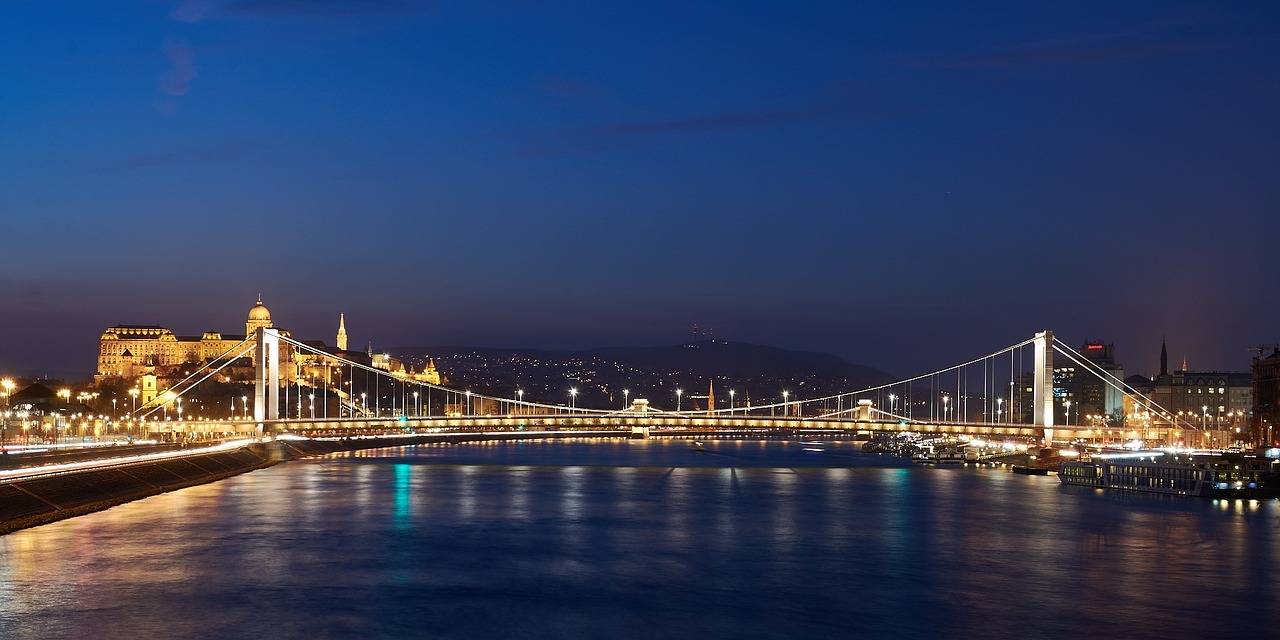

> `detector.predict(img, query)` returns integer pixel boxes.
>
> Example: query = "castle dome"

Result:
[248,295,271,323]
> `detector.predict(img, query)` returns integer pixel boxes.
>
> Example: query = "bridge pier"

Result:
[253,328,281,436]
[1033,330,1055,445]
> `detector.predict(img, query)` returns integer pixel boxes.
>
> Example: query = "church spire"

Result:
[337,312,348,351]
[1159,337,1168,377]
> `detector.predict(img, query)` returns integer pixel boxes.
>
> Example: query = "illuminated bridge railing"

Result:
[175,415,1071,440]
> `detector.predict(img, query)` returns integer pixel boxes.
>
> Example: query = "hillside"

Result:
[390,340,894,410]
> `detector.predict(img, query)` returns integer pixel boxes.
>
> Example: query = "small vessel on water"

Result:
[1059,452,1278,498]
[690,441,706,452]
[912,441,975,464]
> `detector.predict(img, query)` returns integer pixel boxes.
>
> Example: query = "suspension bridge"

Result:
[124,329,1219,448]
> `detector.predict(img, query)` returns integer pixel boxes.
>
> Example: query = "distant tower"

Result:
[337,313,348,351]
[1159,338,1168,377]
[707,380,715,416]
[1181,354,1188,372]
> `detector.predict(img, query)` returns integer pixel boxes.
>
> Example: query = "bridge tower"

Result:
[254,327,281,432]
[1033,330,1054,444]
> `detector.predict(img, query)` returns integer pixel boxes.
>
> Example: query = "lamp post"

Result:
[676,388,682,413]
[1202,405,1209,447]
[517,389,524,415]
[1064,400,1072,427]
[942,395,950,422]
[996,397,1003,424]
[465,390,472,416]
[729,389,735,414]
[782,391,789,418]
[414,391,419,417]
[888,393,897,416]
[569,388,577,412]
[623,389,629,411]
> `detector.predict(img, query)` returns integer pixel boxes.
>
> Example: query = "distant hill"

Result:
[388,340,895,409]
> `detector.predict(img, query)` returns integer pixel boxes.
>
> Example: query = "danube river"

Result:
[1,438,1277,638]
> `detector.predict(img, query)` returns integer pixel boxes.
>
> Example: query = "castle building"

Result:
[96,296,293,381]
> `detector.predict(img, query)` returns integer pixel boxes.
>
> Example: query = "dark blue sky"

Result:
[2,1,1278,380]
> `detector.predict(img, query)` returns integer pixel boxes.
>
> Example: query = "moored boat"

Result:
[1059,453,1278,498]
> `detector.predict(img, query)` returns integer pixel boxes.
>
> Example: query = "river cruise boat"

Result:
[1059,453,1278,498]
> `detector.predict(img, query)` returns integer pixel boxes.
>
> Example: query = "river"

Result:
[1,438,1277,638]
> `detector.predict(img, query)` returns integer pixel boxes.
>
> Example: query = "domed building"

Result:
[246,295,273,336]
[96,296,293,381]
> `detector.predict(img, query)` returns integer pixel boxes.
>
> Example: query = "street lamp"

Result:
[569,388,577,411]
[729,389,735,414]
[888,393,897,416]
[1064,400,1072,427]
[413,391,419,417]
[623,389,629,410]
[782,391,789,417]
[996,397,1004,424]
[1202,405,1209,446]
[517,389,524,415]
[242,395,248,419]
[676,388,682,413]
[465,390,472,415]
[942,395,950,422]
[309,393,315,419]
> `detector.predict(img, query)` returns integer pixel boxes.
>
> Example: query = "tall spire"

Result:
[1181,354,1188,372]
[1159,337,1168,377]
[337,312,348,351]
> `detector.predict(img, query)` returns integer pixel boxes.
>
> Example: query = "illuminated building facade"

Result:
[96,296,293,381]
[1252,347,1280,445]
[1053,341,1125,425]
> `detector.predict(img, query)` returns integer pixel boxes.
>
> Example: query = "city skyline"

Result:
[2,1,1278,378]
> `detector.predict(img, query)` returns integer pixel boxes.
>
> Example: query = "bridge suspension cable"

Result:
[136,337,257,420]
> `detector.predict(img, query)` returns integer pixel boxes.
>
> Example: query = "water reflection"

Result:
[0,439,1277,639]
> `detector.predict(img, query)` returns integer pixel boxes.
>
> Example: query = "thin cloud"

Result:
[590,83,877,137]
[90,139,260,173]
[518,82,890,157]
[221,0,424,18]
[159,37,198,96]
[171,0,218,22]
[936,31,1214,68]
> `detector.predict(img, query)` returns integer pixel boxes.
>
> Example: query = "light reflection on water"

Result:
[0,438,1277,639]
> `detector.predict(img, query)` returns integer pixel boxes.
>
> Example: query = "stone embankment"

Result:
[0,447,275,535]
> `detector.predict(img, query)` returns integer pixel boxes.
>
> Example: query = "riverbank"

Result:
[0,447,276,535]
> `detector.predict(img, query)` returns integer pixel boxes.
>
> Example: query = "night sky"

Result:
[2,1,1277,380]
